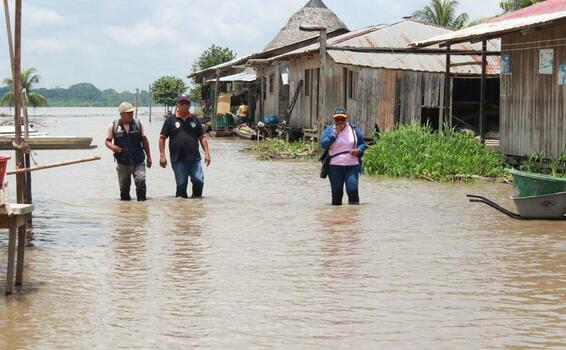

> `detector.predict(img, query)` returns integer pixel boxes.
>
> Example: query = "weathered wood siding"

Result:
[500,21,566,158]
[287,54,447,136]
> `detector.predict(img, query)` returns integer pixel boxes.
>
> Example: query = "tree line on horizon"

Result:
[0,81,152,108]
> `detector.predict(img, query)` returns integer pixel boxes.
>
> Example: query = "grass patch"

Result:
[363,123,506,182]
[247,139,318,160]
[517,152,566,177]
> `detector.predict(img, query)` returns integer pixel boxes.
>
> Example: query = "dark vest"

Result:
[112,119,145,165]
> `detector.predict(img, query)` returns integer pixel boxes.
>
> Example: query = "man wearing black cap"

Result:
[159,95,211,198]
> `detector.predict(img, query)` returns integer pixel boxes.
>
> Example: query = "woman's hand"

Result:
[351,149,360,157]
[334,124,345,135]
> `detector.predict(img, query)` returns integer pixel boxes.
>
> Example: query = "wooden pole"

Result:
[7,156,101,175]
[214,69,220,129]
[13,0,25,204]
[21,89,32,221]
[318,28,327,140]
[135,88,139,119]
[149,84,152,123]
[443,45,451,133]
[259,69,265,123]
[480,40,487,143]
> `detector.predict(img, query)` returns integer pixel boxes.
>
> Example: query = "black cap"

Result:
[176,94,191,103]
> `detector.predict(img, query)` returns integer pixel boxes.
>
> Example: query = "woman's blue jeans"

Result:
[328,164,360,206]
[171,160,204,198]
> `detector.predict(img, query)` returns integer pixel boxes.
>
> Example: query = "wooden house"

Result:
[415,0,566,158]
[270,19,501,137]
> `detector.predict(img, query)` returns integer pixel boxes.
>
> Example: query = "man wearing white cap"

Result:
[105,101,152,201]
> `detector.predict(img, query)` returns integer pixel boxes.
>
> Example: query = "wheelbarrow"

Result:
[467,192,566,220]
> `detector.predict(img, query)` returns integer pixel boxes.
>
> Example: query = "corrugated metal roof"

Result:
[188,54,253,78]
[270,19,500,74]
[413,11,566,47]
[493,0,566,22]
[206,70,257,83]
[328,51,500,75]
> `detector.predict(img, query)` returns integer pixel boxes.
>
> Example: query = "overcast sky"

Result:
[0,0,502,92]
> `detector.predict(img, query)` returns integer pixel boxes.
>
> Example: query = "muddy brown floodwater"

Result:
[0,111,565,349]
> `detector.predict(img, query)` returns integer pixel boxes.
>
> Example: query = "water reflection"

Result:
[0,115,565,349]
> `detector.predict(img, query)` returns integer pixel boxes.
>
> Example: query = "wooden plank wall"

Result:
[500,21,566,158]
[286,55,446,136]
[264,65,280,118]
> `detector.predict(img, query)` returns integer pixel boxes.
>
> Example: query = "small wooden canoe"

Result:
[0,136,96,150]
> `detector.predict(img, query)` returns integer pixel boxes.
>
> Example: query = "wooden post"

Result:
[15,224,25,285]
[6,226,16,294]
[148,85,152,123]
[13,0,25,205]
[135,88,139,119]
[318,28,327,140]
[214,69,220,129]
[259,68,265,123]
[21,90,32,221]
[480,40,487,143]
[444,44,451,132]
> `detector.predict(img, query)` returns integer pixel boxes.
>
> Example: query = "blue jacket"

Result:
[320,123,366,160]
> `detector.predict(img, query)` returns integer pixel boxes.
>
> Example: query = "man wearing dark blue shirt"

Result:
[159,95,211,198]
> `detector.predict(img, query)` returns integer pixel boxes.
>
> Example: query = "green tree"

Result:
[152,76,186,110]
[1,67,48,108]
[189,44,236,101]
[413,0,469,29]
[499,0,542,13]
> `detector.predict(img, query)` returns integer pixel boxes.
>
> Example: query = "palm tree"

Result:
[413,0,469,29]
[499,0,542,13]
[1,67,48,109]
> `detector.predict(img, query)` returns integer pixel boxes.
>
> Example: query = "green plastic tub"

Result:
[507,169,566,198]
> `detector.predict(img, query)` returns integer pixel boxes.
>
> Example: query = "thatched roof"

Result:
[263,0,348,52]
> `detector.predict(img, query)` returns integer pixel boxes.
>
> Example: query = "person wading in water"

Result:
[320,107,366,206]
[159,95,211,198]
[105,101,152,201]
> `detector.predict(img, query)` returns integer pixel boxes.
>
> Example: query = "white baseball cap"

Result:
[118,102,135,114]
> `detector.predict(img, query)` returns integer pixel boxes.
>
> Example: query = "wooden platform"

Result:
[0,137,96,150]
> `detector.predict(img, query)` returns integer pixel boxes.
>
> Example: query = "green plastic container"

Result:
[507,169,566,198]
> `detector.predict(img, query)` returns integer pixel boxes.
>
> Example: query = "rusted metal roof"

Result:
[493,0,566,22]
[328,51,500,75]
[413,11,566,47]
[270,19,500,74]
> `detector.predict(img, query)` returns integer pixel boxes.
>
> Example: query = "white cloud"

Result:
[104,22,178,46]
[25,4,65,28]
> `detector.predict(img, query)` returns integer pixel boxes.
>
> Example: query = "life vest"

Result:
[112,118,145,165]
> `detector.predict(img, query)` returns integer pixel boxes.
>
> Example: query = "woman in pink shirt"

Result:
[320,107,366,205]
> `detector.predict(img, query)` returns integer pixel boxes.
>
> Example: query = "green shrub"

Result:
[248,139,318,160]
[363,123,506,182]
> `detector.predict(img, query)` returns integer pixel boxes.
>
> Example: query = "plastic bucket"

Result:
[0,155,10,186]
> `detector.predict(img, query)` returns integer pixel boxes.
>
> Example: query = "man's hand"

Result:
[146,156,153,169]
[111,145,122,153]
[204,152,211,167]
[351,149,360,157]
[159,155,167,168]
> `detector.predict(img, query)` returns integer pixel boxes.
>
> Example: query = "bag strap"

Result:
[329,150,351,159]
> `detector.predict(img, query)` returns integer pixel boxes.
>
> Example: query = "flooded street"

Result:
[1,109,565,349]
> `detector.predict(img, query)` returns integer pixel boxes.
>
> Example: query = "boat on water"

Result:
[0,125,95,150]
[234,124,258,140]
